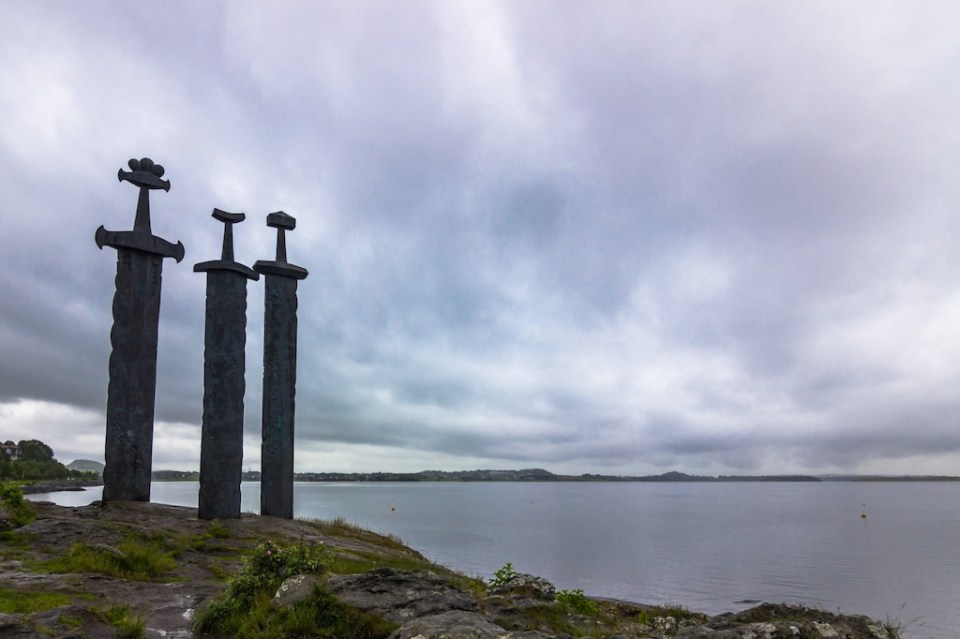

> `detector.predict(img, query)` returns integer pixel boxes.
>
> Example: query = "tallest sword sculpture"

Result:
[96,158,184,502]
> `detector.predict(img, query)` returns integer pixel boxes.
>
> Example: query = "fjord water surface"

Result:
[35,481,956,637]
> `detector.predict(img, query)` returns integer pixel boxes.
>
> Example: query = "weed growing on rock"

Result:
[556,588,600,615]
[488,561,518,588]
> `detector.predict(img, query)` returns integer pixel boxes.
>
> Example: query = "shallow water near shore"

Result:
[32,480,956,637]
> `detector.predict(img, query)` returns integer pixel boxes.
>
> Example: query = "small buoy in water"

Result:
[860,503,867,518]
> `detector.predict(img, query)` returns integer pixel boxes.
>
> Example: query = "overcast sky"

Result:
[2,1,959,476]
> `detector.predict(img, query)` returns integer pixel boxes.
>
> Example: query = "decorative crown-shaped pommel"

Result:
[118,157,170,191]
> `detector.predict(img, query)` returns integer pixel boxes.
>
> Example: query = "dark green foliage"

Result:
[198,586,396,639]
[0,481,36,526]
[556,588,600,615]
[0,438,96,481]
[16,440,54,462]
[194,538,329,635]
[194,537,397,638]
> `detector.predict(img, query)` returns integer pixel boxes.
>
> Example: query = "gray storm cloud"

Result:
[1,1,959,475]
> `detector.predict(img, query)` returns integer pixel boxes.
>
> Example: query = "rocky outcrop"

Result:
[0,501,899,639]
[328,567,479,622]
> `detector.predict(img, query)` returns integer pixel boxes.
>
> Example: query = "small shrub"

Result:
[0,482,36,527]
[194,538,327,636]
[488,561,518,588]
[556,588,600,615]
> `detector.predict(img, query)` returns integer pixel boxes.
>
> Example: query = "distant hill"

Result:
[291,469,823,482]
[67,459,105,475]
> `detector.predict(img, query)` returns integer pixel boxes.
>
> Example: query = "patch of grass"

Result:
[58,614,83,630]
[40,537,177,581]
[0,588,72,614]
[655,602,695,619]
[206,519,232,539]
[0,530,29,546]
[0,529,30,563]
[197,584,397,639]
[515,603,585,637]
[325,548,434,576]
[556,588,600,616]
[94,604,147,639]
[205,561,234,581]
[309,516,407,551]
[0,482,36,527]
[883,604,919,639]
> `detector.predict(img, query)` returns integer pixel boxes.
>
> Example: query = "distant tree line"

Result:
[0,439,99,481]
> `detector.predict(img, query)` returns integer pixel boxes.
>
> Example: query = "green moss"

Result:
[0,588,71,614]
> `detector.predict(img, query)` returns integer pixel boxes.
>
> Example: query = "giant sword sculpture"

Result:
[255,212,308,519]
[195,210,259,519]
[96,158,184,502]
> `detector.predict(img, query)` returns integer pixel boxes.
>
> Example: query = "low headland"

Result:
[1,484,903,639]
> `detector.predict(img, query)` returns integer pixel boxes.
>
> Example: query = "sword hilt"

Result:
[212,209,246,261]
[97,157,184,262]
[267,211,296,262]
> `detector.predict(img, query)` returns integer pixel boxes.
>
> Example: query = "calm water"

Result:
[32,481,957,637]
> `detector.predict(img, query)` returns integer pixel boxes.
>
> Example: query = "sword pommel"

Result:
[267,211,296,230]
[213,208,246,224]
[118,157,170,191]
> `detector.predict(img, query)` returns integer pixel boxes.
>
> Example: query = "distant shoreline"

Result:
[149,468,960,483]
[19,479,103,494]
